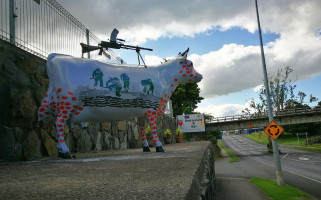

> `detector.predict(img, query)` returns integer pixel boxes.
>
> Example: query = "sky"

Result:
[57,0,321,118]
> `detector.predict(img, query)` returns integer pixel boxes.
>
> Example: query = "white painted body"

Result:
[38,49,202,153]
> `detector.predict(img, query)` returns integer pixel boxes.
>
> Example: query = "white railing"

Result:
[0,0,124,64]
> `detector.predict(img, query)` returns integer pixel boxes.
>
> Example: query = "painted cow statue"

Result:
[38,48,203,158]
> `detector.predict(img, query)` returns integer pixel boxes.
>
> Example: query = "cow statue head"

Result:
[176,48,203,84]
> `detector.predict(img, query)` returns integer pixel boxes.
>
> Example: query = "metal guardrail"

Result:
[0,0,124,64]
[207,106,321,123]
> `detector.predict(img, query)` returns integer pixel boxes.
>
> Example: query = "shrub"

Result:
[163,129,172,136]
[307,135,321,145]
[175,128,183,137]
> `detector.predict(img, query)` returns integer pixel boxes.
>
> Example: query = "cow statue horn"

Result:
[181,47,189,57]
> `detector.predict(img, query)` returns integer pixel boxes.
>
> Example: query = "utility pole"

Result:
[255,0,284,185]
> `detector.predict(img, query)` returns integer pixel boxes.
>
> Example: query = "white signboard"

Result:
[177,114,205,133]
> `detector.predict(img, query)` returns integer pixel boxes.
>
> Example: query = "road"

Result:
[220,134,321,199]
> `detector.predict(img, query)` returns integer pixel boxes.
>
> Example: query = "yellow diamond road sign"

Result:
[264,120,284,140]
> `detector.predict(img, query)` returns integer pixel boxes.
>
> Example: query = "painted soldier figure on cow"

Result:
[38,48,202,158]
[92,68,104,87]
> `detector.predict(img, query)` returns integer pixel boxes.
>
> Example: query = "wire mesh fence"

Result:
[0,0,124,64]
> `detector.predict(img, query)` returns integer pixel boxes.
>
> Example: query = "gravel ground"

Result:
[0,142,210,200]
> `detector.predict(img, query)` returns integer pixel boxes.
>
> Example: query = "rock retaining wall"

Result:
[0,40,175,161]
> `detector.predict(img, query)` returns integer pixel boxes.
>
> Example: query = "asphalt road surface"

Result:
[221,134,321,199]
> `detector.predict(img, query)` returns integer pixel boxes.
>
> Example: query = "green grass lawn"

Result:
[251,178,313,200]
[244,132,321,152]
[217,139,240,162]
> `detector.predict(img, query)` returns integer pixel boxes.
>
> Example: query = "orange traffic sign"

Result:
[264,120,284,140]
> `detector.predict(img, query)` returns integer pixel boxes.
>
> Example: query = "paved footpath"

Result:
[0,141,212,200]
[215,150,270,200]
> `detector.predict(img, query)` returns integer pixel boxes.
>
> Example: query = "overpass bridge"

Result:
[205,106,321,131]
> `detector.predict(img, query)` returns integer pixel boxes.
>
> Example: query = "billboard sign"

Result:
[177,114,205,133]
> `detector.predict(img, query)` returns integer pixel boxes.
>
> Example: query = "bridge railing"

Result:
[0,0,124,64]
[207,106,321,123]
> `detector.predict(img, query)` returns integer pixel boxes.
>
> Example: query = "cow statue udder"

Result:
[38,48,203,158]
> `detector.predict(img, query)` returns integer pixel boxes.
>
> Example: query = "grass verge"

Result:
[244,134,268,144]
[217,139,240,162]
[251,178,313,200]
[244,132,321,153]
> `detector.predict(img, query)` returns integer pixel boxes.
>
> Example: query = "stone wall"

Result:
[186,143,216,200]
[0,40,175,161]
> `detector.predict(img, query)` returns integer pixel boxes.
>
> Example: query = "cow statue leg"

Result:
[55,114,72,159]
[145,109,164,152]
[54,89,82,159]
[138,118,150,152]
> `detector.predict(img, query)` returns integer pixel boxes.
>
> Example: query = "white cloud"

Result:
[57,0,321,99]
[195,99,257,117]
[253,85,263,92]
[195,103,245,117]
[145,55,163,66]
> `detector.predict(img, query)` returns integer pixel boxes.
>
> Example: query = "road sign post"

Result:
[255,0,284,185]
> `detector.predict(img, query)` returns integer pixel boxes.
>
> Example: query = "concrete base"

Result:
[0,141,215,200]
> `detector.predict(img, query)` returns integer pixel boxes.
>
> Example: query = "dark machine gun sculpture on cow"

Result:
[80,28,153,67]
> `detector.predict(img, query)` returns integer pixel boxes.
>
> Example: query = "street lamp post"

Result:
[255,0,284,185]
